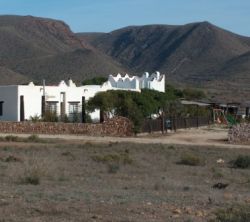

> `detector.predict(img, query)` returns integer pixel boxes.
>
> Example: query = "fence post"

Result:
[196,105,199,128]
[149,119,152,133]
[161,113,165,134]
[173,117,177,132]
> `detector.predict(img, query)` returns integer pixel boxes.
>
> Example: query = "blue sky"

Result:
[0,0,249,36]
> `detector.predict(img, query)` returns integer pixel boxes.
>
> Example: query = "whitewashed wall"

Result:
[0,72,165,122]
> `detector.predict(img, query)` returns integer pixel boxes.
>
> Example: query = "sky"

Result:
[0,0,249,36]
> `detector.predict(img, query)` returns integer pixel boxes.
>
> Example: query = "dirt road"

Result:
[0,126,249,149]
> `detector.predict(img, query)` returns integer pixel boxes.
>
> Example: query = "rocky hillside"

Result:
[78,22,250,101]
[0,15,127,85]
[1,15,250,101]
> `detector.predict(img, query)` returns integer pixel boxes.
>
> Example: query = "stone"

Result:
[0,116,133,137]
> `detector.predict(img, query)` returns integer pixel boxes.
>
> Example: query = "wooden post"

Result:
[246,107,249,117]
[196,105,199,128]
[81,96,86,123]
[161,112,165,134]
[149,119,152,133]
[172,117,176,132]
[20,95,24,121]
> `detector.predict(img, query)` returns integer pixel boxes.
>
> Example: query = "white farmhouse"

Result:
[0,72,165,122]
[108,71,165,92]
[0,80,84,122]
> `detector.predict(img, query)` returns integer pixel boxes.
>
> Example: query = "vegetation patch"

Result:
[87,87,208,133]
[92,152,133,165]
[0,134,50,143]
[4,135,20,142]
[15,156,51,186]
[92,152,133,174]
[107,163,120,174]
[26,134,43,143]
[21,174,40,185]
[61,151,75,160]
[211,167,224,179]
[232,155,250,169]
[178,153,204,166]
[211,204,250,222]
[4,155,22,163]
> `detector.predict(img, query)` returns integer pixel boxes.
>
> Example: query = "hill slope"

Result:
[78,22,250,101]
[1,15,250,101]
[0,15,127,85]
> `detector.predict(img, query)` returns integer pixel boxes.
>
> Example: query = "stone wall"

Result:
[0,116,133,137]
[228,123,250,144]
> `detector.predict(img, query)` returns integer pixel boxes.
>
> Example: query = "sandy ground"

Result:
[0,125,249,149]
[0,126,250,221]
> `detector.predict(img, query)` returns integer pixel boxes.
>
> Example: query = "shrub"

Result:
[26,134,41,143]
[5,135,20,142]
[92,153,133,165]
[43,111,58,122]
[29,114,41,122]
[22,174,40,185]
[16,156,50,186]
[179,153,204,166]
[19,166,42,185]
[4,155,21,162]
[82,77,108,85]
[92,152,133,174]
[107,163,120,174]
[211,204,250,222]
[232,155,250,169]
[168,145,175,150]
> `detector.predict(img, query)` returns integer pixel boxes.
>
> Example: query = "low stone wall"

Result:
[0,117,133,137]
[228,123,250,144]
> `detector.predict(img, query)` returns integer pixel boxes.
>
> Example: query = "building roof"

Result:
[180,100,211,107]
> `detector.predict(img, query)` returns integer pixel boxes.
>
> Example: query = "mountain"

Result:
[0,15,127,85]
[78,22,250,101]
[1,15,250,101]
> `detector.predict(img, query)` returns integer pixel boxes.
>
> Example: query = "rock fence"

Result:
[228,123,250,144]
[0,117,133,137]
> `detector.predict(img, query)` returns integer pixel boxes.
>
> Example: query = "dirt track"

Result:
[1,126,249,149]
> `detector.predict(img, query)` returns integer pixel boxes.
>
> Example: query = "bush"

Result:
[107,163,120,174]
[232,155,250,169]
[82,77,108,85]
[92,153,133,165]
[2,135,47,143]
[4,155,21,162]
[29,114,41,122]
[211,204,250,222]
[22,174,40,185]
[92,152,133,174]
[43,111,58,122]
[5,135,20,142]
[179,153,204,166]
[17,156,50,185]
[26,134,41,143]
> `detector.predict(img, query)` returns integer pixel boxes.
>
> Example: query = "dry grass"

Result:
[0,140,250,221]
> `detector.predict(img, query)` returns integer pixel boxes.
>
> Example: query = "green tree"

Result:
[82,77,108,85]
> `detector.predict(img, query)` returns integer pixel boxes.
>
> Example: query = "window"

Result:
[0,101,3,116]
[46,102,58,113]
[69,102,79,114]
